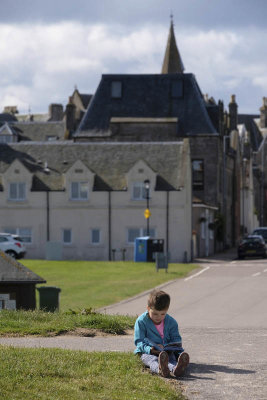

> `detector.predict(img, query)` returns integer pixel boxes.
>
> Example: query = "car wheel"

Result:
[6,250,17,258]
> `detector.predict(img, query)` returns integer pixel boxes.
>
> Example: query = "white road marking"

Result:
[252,272,261,277]
[230,261,236,264]
[184,266,210,281]
[264,269,267,273]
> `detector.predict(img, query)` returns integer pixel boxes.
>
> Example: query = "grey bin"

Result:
[37,286,61,312]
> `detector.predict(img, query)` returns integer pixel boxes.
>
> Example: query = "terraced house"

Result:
[0,141,191,261]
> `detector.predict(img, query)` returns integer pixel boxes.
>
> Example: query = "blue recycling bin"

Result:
[134,237,164,262]
[134,237,149,262]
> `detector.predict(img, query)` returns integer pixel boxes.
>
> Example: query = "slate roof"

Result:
[238,114,262,151]
[0,252,46,284]
[80,94,93,109]
[8,121,65,142]
[0,113,17,125]
[0,141,188,191]
[75,74,217,138]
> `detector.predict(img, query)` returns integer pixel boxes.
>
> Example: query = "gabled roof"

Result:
[80,94,93,110]
[0,123,18,137]
[161,19,184,74]
[238,114,262,151]
[0,252,46,284]
[0,141,189,191]
[76,74,217,138]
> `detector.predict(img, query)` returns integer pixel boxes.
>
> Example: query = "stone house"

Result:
[73,19,251,255]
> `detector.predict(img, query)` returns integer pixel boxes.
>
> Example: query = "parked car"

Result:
[237,235,267,259]
[252,227,267,243]
[0,233,26,259]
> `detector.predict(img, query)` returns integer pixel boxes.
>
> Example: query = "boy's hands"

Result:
[150,347,160,356]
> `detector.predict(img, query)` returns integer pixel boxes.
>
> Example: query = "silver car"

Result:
[0,233,26,259]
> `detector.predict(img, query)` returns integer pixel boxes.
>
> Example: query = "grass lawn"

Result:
[22,260,198,311]
[0,309,136,336]
[0,346,186,400]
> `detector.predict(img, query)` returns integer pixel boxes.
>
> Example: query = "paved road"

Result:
[1,252,267,399]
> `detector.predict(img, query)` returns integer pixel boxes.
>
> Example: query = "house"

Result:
[0,140,192,262]
[0,252,46,309]
[73,19,249,255]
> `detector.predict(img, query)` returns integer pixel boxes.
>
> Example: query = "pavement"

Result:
[1,248,267,400]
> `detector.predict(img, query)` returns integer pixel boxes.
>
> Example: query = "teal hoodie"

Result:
[134,311,182,354]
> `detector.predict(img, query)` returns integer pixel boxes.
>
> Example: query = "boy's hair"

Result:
[147,290,170,310]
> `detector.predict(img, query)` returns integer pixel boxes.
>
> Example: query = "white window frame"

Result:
[132,182,148,201]
[91,228,101,245]
[4,227,32,243]
[127,227,156,244]
[70,181,89,201]
[8,182,26,201]
[62,229,72,244]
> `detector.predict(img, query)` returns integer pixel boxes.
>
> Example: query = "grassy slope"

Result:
[22,260,198,310]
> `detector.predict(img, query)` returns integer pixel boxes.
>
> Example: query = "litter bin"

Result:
[37,286,61,312]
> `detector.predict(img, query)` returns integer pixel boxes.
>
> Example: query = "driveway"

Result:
[1,251,267,399]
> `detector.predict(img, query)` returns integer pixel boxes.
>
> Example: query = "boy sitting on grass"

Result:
[134,289,189,378]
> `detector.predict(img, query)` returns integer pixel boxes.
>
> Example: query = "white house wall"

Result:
[0,186,191,262]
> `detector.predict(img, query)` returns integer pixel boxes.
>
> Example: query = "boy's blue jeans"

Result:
[140,352,178,374]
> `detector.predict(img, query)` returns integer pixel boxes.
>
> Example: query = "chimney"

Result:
[228,94,238,131]
[48,104,63,121]
[65,97,76,134]
[260,97,267,128]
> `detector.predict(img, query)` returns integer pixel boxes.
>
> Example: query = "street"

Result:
[102,254,267,400]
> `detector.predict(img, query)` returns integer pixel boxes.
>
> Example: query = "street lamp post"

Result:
[144,179,150,236]
[242,158,248,236]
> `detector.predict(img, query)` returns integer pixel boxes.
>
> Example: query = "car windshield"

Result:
[253,230,267,239]
[242,237,262,244]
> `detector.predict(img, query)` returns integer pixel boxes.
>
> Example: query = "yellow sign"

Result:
[144,208,151,219]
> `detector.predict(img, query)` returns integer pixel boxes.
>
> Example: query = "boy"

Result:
[134,289,189,378]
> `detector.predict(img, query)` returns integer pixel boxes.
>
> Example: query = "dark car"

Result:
[252,227,267,243]
[238,235,267,259]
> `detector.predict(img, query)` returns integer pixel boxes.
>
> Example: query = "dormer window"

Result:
[111,81,122,98]
[70,182,89,200]
[9,182,26,201]
[132,182,147,200]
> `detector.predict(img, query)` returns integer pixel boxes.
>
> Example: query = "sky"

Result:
[0,0,266,115]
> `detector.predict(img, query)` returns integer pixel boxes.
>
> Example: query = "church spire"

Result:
[161,16,184,74]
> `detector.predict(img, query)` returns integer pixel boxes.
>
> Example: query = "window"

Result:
[192,160,204,190]
[127,228,156,243]
[171,80,183,98]
[4,227,32,243]
[9,182,26,201]
[70,182,89,200]
[132,182,148,200]
[91,229,100,244]
[111,81,122,98]
[0,135,12,143]
[63,229,72,244]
